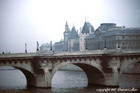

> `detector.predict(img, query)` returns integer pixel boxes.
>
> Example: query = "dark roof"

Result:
[101,23,116,26]
[66,21,68,25]
[86,22,91,28]
[81,22,89,34]
[104,28,140,36]
[97,23,116,31]
[69,27,78,39]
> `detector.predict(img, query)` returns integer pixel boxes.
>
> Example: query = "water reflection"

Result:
[0,68,26,89]
[0,66,140,93]
[52,70,88,88]
[0,67,89,93]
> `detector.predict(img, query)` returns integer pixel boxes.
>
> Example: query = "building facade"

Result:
[40,21,140,52]
[79,21,94,51]
[40,43,51,52]
[85,23,140,51]
[54,40,64,52]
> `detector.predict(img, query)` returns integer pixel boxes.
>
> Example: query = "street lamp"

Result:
[25,43,27,53]
[36,41,39,52]
[50,41,52,51]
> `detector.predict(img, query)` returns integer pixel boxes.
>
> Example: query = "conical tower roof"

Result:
[69,26,78,39]
[81,22,89,34]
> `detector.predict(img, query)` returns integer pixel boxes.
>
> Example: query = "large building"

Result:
[86,23,140,51]
[40,21,140,52]
[40,43,50,52]
[40,43,54,52]
[53,21,94,52]
[54,39,64,52]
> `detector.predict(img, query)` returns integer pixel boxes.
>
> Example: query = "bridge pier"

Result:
[104,67,119,87]
[113,67,119,85]
[33,74,47,88]
[27,71,51,88]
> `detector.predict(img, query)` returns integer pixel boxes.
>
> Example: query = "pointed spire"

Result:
[66,21,68,25]
[82,21,89,34]
[65,21,69,32]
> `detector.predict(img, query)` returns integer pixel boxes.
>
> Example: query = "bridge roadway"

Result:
[0,49,140,88]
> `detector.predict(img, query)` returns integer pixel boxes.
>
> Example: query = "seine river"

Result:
[0,67,139,93]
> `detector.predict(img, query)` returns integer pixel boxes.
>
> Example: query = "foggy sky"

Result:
[0,0,140,53]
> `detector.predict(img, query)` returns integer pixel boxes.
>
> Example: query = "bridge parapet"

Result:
[54,49,140,56]
[0,52,53,58]
[0,49,140,58]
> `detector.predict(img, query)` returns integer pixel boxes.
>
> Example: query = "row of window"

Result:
[122,36,140,40]
[121,46,140,49]
[86,40,140,50]
[122,42,140,45]
[104,36,140,40]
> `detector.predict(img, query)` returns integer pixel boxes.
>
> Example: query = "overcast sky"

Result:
[0,0,140,53]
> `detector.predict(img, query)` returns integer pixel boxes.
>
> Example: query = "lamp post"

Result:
[85,40,88,50]
[25,43,27,53]
[104,39,106,48]
[118,39,120,48]
[50,41,52,52]
[36,41,39,52]
[104,39,107,50]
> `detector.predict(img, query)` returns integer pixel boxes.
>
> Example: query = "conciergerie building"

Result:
[40,21,140,52]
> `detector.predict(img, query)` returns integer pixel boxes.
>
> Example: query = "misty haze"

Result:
[0,0,140,53]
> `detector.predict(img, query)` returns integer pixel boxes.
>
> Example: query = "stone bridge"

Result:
[0,50,140,88]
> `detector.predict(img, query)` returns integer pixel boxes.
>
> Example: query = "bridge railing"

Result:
[0,49,140,58]
[54,49,140,56]
[0,52,41,58]
[54,50,103,55]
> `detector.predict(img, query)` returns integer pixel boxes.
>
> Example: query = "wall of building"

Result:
[40,22,140,52]
[54,40,64,52]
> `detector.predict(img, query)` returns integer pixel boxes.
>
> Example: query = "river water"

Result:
[0,67,139,93]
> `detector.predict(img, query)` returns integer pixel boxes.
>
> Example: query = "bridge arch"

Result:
[120,58,140,74]
[0,65,37,87]
[51,61,106,86]
[120,58,140,88]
